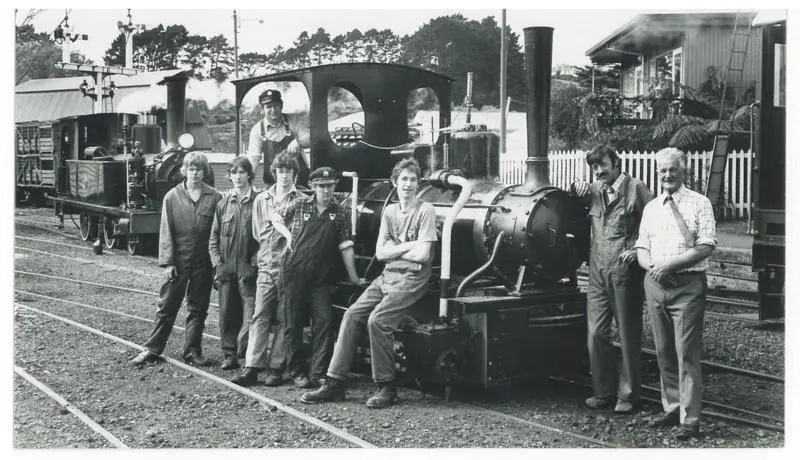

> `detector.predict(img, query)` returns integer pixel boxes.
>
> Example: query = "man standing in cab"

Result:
[273,166,364,389]
[209,156,260,371]
[301,159,437,409]
[636,147,716,440]
[572,144,653,414]
[247,89,309,187]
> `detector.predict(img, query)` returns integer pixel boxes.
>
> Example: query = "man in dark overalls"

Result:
[272,167,365,388]
[572,145,653,414]
[246,89,309,187]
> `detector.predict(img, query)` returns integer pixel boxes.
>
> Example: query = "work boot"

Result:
[221,356,240,370]
[183,351,211,367]
[231,368,260,387]
[675,423,700,440]
[263,371,284,387]
[300,377,346,404]
[131,350,160,366]
[584,396,614,410]
[648,410,680,428]
[365,384,397,409]
[614,400,638,414]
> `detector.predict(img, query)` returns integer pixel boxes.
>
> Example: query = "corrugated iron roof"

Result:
[14,70,192,123]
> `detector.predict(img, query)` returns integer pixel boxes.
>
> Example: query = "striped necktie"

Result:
[666,195,693,247]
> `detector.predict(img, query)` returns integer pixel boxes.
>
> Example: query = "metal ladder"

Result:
[704,11,754,218]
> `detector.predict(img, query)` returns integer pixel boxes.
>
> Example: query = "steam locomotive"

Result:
[44,27,591,390]
[230,27,591,390]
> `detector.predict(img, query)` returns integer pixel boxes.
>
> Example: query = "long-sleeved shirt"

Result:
[251,184,305,277]
[635,185,717,272]
[158,181,222,270]
[209,188,260,281]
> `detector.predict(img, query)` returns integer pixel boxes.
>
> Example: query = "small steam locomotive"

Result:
[231,27,591,390]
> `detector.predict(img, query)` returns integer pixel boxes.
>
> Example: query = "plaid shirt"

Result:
[280,195,353,251]
[251,184,304,276]
[635,185,716,272]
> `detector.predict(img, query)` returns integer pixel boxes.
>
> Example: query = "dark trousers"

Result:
[144,263,213,357]
[218,275,256,360]
[282,280,333,380]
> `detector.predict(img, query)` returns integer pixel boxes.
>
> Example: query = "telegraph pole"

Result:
[233,10,239,80]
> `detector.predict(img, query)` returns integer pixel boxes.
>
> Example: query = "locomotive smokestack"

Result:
[159,72,189,147]
[522,26,553,191]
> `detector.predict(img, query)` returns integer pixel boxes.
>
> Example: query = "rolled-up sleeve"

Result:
[158,192,175,267]
[695,197,717,248]
[247,123,262,172]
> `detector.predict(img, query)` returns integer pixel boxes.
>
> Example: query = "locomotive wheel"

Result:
[79,214,97,242]
[127,237,142,255]
[102,217,123,249]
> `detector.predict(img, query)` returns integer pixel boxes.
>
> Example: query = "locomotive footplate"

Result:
[449,287,587,388]
[52,196,161,235]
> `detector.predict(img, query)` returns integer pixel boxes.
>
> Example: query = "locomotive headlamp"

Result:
[178,133,195,149]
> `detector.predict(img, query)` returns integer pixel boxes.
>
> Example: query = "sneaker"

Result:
[584,396,614,410]
[614,400,638,414]
[263,371,284,387]
[648,411,680,428]
[675,423,700,440]
[131,350,160,366]
[183,351,211,367]
[300,378,346,404]
[366,384,397,409]
[231,367,260,387]
[221,356,240,370]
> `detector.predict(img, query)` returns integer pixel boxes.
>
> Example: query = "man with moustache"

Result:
[231,153,305,387]
[209,156,260,371]
[571,145,653,414]
[247,89,309,187]
[300,159,437,409]
[635,147,716,440]
[272,166,365,389]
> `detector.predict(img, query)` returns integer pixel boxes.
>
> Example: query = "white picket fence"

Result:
[499,149,754,218]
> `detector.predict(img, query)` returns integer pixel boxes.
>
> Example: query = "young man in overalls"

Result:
[208,156,260,371]
[273,166,364,388]
[246,89,309,187]
[131,152,222,367]
[300,159,437,408]
[572,144,653,414]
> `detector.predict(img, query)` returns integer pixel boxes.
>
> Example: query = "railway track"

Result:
[14,289,619,448]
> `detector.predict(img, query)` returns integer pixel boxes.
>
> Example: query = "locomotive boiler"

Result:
[51,71,212,254]
[232,26,590,391]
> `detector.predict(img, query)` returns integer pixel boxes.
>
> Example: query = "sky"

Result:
[17,7,651,69]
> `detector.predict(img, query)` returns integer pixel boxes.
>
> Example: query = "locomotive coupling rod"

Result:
[438,173,473,318]
[341,171,359,237]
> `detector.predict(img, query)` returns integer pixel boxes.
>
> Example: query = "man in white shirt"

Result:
[635,147,716,441]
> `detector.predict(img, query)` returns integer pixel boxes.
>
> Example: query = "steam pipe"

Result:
[429,170,473,317]
[456,230,506,297]
[523,26,554,191]
[341,171,359,237]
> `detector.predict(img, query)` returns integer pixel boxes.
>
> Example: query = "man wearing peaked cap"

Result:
[272,166,365,389]
[247,88,309,187]
[309,166,338,184]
